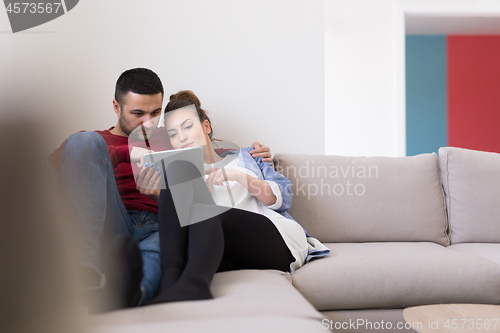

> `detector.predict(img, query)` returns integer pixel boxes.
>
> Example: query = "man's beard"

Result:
[119,112,157,141]
[118,114,133,137]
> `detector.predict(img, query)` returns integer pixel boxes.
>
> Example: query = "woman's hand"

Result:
[130,146,153,168]
[205,168,277,205]
[136,163,162,203]
[205,168,245,188]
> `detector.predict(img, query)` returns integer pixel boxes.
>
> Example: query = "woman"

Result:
[140,91,329,304]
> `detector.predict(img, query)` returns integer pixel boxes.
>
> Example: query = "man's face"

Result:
[113,92,163,140]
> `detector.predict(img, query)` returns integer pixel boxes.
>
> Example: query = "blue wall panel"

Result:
[405,35,447,156]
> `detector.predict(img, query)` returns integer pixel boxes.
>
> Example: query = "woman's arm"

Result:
[254,157,292,213]
[243,147,292,213]
[205,168,277,206]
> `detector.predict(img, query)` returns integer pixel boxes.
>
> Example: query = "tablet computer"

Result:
[143,146,205,186]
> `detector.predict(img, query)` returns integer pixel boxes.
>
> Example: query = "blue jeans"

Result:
[59,131,161,303]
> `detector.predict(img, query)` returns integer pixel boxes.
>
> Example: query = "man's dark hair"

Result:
[114,68,164,107]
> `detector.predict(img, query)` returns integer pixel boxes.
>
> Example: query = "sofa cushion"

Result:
[291,242,500,311]
[322,309,414,333]
[89,270,322,326]
[439,147,500,244]
[274,153,448,245]
[89,315,324,333]
[448,243,500,266]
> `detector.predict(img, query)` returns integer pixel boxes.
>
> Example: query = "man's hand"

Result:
[249,142,273,164]
[130,146,153,168]
[136,163,162,203]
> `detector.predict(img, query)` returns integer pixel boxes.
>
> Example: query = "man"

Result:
[49,68,273,310]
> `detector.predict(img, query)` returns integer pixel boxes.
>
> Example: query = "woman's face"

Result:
[165,107,209,149]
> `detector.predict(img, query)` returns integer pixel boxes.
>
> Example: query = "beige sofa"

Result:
[88,146,500,333]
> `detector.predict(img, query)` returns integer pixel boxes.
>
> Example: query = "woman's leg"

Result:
[145,161,293,305]
[144,161,224,305]
[217,208,295,273]
[148,207,294,304]
[153,185,189,295]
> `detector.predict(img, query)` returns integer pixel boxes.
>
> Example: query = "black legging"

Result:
[144,160,295,305]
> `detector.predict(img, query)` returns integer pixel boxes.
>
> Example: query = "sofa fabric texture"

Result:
[321,308,416,333]
[439,147,500,244]
[447,243,500,266]
[291,242,500,311]
[90,316,324,333]
[89,270,323,327]
[274,153,449,245]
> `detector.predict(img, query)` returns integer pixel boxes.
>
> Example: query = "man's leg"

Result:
[90,212,162,312]
[88,234,143,313]
[59,131,133,285]
[128,210,162,304]
[60,131,163,308]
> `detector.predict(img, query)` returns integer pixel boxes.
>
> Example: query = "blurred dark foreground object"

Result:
[0,121,86,333]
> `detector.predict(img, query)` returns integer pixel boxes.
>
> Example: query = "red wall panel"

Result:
[448,36,500,153]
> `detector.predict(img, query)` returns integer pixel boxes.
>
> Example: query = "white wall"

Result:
[325,0,397,156]
[0,0,325,156]
[4,0,500,158]
[325,0,500,157]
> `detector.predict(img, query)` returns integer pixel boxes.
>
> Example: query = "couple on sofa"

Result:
[50,68,329,313]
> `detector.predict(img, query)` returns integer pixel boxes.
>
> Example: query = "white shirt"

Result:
[205,152,309,272]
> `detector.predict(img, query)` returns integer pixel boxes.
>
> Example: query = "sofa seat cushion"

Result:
[321,309,413,333]
[89,270,322,327]
[291,242,500,311]
[448,243,500,266]
[89,315,324,333]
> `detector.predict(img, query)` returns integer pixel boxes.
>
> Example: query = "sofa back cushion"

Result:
[439,147,500,244]
[274,153,448,245]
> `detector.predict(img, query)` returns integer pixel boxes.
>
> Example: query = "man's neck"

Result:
[109,124,127,137]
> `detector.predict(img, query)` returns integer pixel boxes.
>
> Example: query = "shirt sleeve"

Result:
[108,145,131,168]
[246,147,293,214]
[260,180,283,210]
